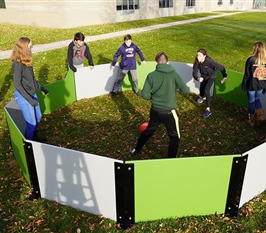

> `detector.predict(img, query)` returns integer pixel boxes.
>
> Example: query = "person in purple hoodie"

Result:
[109,34,146,97]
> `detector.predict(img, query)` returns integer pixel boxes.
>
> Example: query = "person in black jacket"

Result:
[242,41,266,126]
[11,37,49,142]
[67,32,94,72]
[192,48,227,117]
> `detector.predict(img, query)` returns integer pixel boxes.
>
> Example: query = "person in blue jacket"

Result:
[109,34,146,97]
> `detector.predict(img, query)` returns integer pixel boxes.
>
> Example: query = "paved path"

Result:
[0,12,243,60]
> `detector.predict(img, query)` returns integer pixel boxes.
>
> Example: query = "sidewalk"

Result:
[0,12,243,60]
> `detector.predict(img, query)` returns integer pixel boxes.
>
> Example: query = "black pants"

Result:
[135,107,180,158]
[199,78,215,108]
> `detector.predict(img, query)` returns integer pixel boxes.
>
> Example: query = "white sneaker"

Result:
[197,97,206,104]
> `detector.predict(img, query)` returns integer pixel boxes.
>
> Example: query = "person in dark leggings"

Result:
[192,48,227,117]
[131,52,190,158]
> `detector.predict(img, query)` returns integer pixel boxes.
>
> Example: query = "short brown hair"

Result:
[124,34,132,41]
[155,52,168,64]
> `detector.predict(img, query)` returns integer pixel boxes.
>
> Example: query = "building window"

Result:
[159,0,173,8]
[218,0,223,5]
[230,0,233,4]
[117,0,139,11]
[186,0,195,7]
[0,0,6,8]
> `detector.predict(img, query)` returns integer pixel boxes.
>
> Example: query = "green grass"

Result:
[0,12,217,51]
[1,11,266,232]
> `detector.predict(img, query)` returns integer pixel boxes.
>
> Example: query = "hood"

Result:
[155,63,176,73]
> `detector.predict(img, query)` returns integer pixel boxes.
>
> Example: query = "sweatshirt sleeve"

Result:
[242,57,252,91]
[111,46,122,67]
[84,42,94,66]
[141,75,152,100]
[135,45,145,61]
[192,63,199,80]
[175,73,190,94]
[67,42,77,72]
[211,59,227,78]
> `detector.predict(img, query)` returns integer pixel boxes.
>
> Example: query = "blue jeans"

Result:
[247,90,263,114]
[14,90,42,140]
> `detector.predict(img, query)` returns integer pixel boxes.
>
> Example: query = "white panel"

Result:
[170,62,200,94]
[74,64,120,100]
[74,62,200,102]
[29,141,123,221]
[239,142,266,207]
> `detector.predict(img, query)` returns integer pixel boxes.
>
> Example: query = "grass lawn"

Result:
[1,11,266,233]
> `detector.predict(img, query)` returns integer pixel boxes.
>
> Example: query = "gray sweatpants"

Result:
[112,69,138,93]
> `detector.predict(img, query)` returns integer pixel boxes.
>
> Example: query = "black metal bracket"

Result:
[115,162,135,230]
[224,155,248,217]
[24,140,41,200]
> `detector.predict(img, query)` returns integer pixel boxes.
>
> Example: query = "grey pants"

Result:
[112,69,138,93]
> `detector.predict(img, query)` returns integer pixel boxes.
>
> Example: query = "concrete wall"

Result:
[0,0,254,28]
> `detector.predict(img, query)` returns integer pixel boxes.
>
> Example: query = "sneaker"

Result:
[130,147,143,154]
[197,97,206,104]
[109,91,116,97]
[202,110,212,117]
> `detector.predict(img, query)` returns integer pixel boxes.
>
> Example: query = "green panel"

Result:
[214,70,247,107]
[126,154,241,222]
[4,109,31,185]
[37,70,76,114]
[121,62,156,91]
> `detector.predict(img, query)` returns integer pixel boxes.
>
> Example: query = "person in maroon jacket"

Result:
[242,42,266,126]
[192,48,227,117]
[109,34,146,97]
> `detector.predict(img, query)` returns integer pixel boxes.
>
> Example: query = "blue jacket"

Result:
[111,42,145,70]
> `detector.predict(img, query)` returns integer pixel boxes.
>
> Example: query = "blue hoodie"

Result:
[111,42,145,70]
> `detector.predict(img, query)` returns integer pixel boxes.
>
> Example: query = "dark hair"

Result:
[194,48,211,64]
[155,52,168,64]
[124,34,132,41]
[74,32,85,41]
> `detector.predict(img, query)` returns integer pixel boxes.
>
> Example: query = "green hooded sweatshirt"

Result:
[141,63,190,110]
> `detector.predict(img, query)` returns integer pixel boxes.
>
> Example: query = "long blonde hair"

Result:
[251,41,266,65]
[10,37,33,66]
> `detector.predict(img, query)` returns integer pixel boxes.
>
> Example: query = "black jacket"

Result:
[193,57,227,80]
[242,56,266,91]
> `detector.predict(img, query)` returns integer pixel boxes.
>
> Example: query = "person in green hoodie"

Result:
[131,52,190,158]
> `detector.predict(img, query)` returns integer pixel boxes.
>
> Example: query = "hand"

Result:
[198,77,204,82]
[89,66,94,69]
[221,77,227,84]
[31,99,39,106]
[43,89,49,95]
[110,66,115,70]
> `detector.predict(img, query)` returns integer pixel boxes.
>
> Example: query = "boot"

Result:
[256,109,264,124]
[248,114,255,127]
[33,130,47,142]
